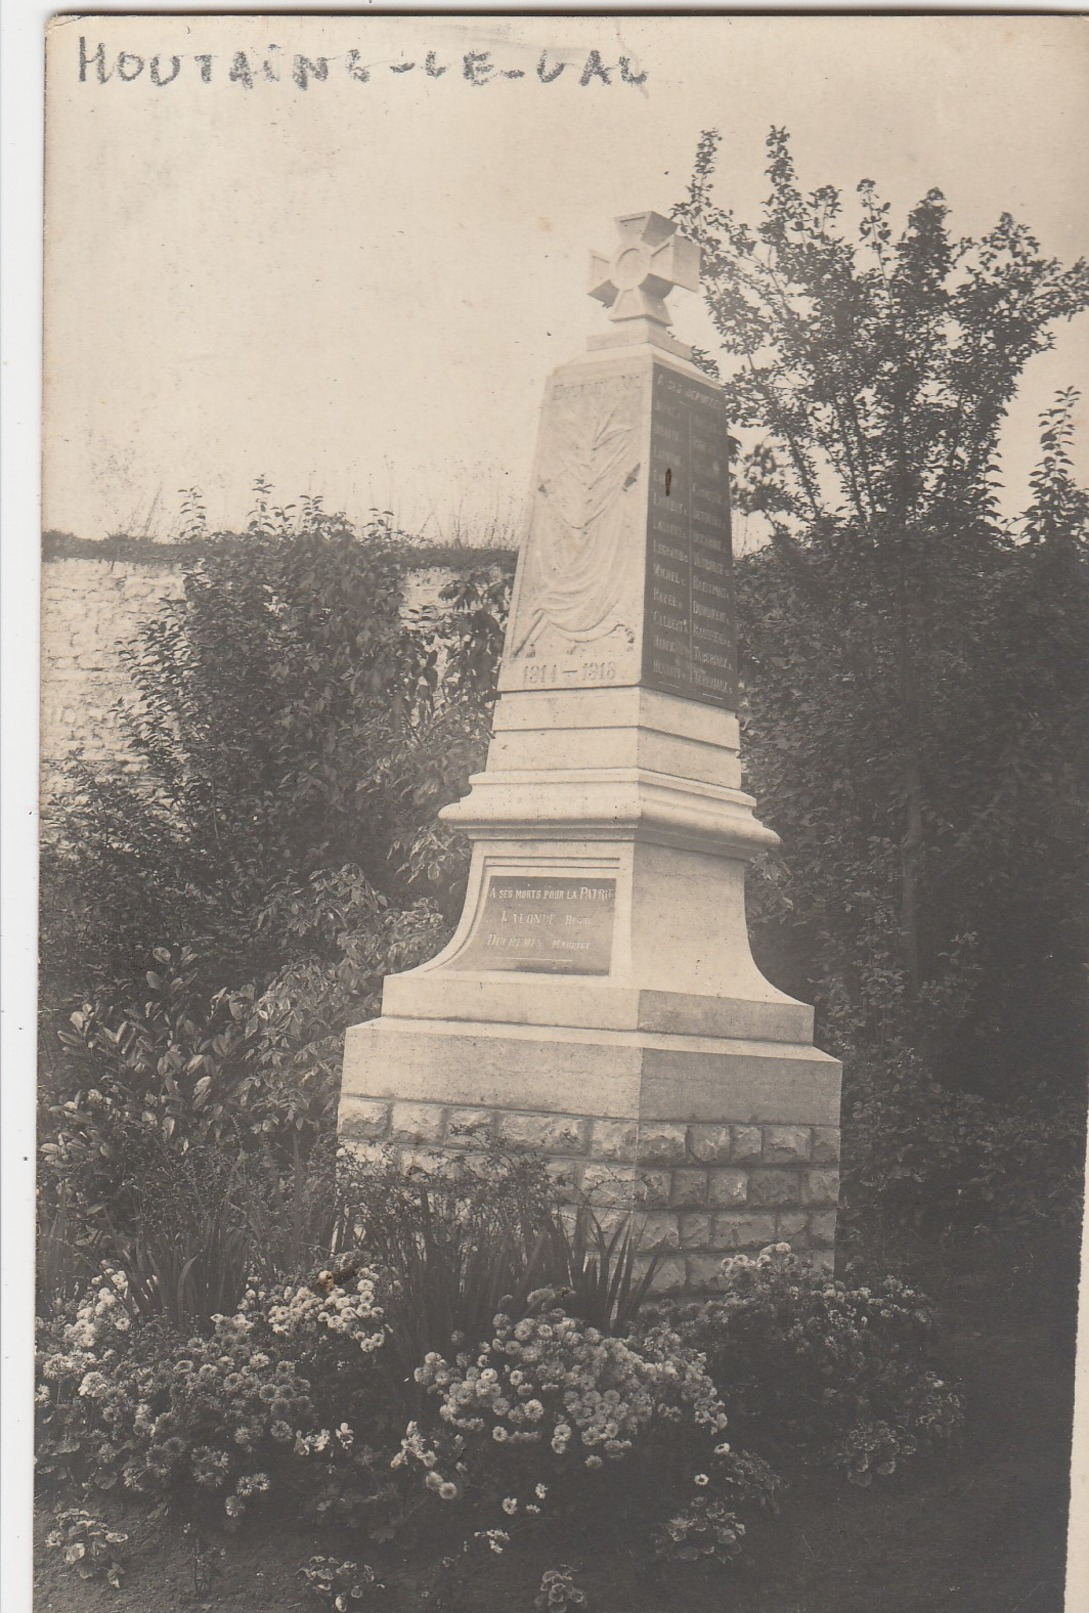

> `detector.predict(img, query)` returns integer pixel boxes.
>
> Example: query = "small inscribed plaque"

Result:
[456,877,616,974]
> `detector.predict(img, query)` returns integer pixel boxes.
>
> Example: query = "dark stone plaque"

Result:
[456,876,616,975]
[642,365,737,708]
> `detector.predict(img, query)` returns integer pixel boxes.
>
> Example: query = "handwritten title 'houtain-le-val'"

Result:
[76,37,648,90]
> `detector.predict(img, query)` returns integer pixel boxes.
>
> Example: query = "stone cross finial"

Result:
[588,211,701,328]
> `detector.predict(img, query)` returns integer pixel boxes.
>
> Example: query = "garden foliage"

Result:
[41,499,510,1007]
[43,1509,129,1589]
[670,1244,964,1484]
[534,1566,588,1612]
[37,1220,959,1593]
[38,497,513,1297]
[299,1555,385,1611]
[674,129,1089,1237]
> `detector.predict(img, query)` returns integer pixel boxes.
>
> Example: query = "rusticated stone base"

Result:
[339,1093,839,1292]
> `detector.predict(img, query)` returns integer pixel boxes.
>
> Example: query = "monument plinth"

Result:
[340,212,842,1286]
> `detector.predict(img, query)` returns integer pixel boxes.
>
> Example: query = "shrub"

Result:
[299,1554,385,1610]
[535,1565,588,1611]
[844,1047,1087,1244]
[42,510,416,991]
[35,1264,393,1526]
[670,1244,965,1480]
[42,946,328,1205]
[393,1289,743,1541]
[43,1509,129,1589]
[40,506,512,1009]
[39,943,347,1315]
[653,1495,747,1567]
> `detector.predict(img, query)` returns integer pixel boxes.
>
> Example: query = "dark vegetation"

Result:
[35,131,1087,1610]
[42,525,516,572]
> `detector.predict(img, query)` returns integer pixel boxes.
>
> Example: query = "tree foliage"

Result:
[675,130,1089,1116]
[42,497,512,992]
[39,494,513,1155]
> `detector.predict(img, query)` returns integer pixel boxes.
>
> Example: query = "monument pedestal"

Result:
[339,214,841,1288]
[341,688,840,1289]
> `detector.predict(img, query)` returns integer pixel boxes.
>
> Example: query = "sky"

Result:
[42,12,1089,545]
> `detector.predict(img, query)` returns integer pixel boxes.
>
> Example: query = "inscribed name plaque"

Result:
[456,876,617,974]
[643,367,737,708]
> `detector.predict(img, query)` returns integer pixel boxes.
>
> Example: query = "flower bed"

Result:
[35,1156,971,1608]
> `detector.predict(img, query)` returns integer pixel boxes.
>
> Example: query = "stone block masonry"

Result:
[340,1095,839,1289]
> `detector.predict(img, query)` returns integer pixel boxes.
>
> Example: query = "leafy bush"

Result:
[43,509,412,989]
[38,943,348,1314]
[299,1554,385,1610]
[670,1244,965,1480]
[41,949,291,1222]
[535,1565,589,1610]
[40,502,512,1009]
[653,1495,748,1567]
[43,1509,129,1589]
[844,1046,1087,1243]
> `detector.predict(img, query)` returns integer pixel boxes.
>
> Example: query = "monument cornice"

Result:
[440,765,780,859]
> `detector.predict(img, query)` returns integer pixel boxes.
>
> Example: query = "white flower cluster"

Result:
[391,1420,463,1500]
[246,1271,386,1356]
[719,1242,794,1283]
[39,1271,132,1391]
[401,1301,729,1497]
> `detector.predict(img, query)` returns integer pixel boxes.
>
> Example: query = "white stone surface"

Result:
[342,1017,841,1125]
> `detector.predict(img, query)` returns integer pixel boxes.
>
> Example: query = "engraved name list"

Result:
[643,367,737,708]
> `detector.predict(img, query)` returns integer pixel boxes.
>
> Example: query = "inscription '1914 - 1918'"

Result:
[642,366,737,709]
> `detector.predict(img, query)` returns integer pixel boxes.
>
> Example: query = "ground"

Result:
[34,1238,1077,1613]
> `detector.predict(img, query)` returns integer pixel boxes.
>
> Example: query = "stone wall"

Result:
[38,551,481,816]
[40,556,185,808]
[340,1096,839,1290]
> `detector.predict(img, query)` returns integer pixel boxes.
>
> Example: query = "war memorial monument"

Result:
[339,212,842,1287]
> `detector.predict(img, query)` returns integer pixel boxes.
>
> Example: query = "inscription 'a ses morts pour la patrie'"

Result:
[456,877,617,975]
